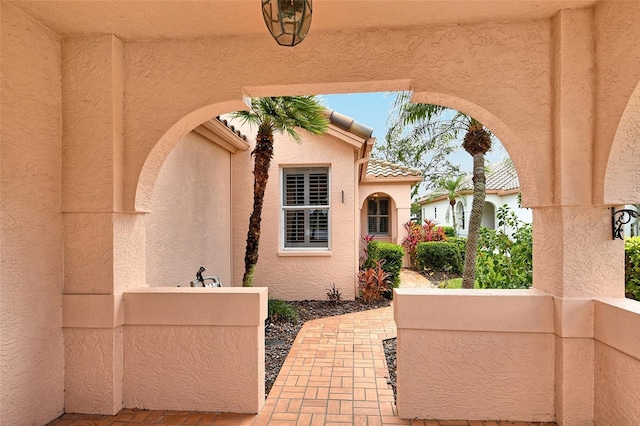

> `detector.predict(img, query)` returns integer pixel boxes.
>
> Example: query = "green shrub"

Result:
[447,237,467,261]
[365,241,404,289]
[415,242,462,274]
[268,299,298,323]
[625,237,640,301]
[475,205,532,289]
[435,226,455,237]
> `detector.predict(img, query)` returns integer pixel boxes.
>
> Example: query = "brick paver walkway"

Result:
[48,307,555,426]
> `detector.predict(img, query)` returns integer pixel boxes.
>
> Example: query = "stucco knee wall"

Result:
[122,287,267,414]
[593,299,640,424]
[394,289,556,422]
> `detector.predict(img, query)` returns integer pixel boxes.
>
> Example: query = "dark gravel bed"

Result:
[265,299,391,397]
[383,337,397,402]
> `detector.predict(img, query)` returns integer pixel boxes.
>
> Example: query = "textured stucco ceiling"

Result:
[9,0,597,40]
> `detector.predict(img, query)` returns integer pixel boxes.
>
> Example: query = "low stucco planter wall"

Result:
[593,298,640,424]
[63,287,267,415]
[394,288,556,422]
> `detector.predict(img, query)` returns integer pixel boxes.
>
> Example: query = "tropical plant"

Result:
[378,92,461,195]
[387,92,494,289]
[625,236,640,301]
[434,175,467,234]
[401,219,446,266]
[364,241,404,289]
[358,259,391,303]
[233,96,329,286]
[460,120,492,288]
[326,283,342,304]
[475,205,532,289]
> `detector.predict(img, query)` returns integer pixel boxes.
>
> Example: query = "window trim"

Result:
[280,166,331,251]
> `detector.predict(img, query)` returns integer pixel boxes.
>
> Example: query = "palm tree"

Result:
[387,92,493,289]
[233,96,329,287]
[437,176,467,234]
[460,120,492,288]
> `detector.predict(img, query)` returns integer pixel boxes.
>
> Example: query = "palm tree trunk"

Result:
[462,153,486,289]
[450,201,457,236]
[242,126,274,287]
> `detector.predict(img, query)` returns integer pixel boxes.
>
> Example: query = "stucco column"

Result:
[531,8,626,425]
[61,35,142,414]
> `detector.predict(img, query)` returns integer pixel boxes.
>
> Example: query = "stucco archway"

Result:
[134,100,248,212]
[411,92,539,208]
[603,79,640,204]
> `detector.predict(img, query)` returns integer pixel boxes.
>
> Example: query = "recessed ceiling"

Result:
[9,0,597,41]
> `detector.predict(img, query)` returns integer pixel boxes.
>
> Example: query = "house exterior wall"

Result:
[232,126,358,300]
[421,192,531,237]
[146,132,233,288]
[1,1,639,424]
[0,4,65,424]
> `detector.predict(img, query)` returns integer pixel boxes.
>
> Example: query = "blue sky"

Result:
[321,92,505,174]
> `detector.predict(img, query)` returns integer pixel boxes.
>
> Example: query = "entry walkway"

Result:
[49,307,556,426]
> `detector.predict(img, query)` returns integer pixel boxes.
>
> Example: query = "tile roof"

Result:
[367,158,422,178]
[215,116,248,141]
[459,159,519,191]
[323,109,374,140]
[419,159,519,204]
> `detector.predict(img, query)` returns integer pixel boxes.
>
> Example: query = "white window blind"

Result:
[282,167,329,249]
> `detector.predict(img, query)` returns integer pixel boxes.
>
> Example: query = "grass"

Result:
[438,278,480,289]
[268,299,298,323]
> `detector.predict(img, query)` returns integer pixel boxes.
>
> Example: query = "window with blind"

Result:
[282,167,330,249]
[368,197,390,235]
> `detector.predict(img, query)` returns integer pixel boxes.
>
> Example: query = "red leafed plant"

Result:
[358,259,391,303]
[402,219,446,266]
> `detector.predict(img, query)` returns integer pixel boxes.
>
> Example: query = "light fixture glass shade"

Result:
[262,0,313,47]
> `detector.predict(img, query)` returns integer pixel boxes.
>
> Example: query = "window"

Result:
[368,197,389,235]
[282,167,329,249]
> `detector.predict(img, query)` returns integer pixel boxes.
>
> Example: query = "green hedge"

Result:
[625,237,640,301]
[435,226,455,237]
[447,237,467,261]
[415,242,462,274]
[365,241,404,289]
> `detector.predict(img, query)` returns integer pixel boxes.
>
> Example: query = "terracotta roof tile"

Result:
[367,158,422,178]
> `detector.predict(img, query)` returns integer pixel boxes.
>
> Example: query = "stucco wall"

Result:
[232,124,357,300]
[125,19,553,213]
[593,299,640,424]
[0,3,65,424]
[122,287,267,414]
[146,132,233,287]
[394,289,555,421]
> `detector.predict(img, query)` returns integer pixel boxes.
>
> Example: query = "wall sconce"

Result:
[611,207,639,240]
[261,0,313,47]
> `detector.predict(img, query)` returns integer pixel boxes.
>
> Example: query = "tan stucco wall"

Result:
[394,289,555,421]
[593,299,640,424]
[146,132,233,287]
[126,19,554,213]
[232,124,357,300]
[0,3,65,424]
[122,288,266,414]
